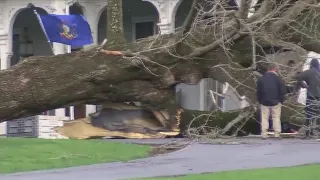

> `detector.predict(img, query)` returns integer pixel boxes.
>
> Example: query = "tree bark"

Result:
[106,0,126,47]
[0,38,252,122]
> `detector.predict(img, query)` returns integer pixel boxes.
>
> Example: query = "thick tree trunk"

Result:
[0,48,176,121]
[0,36,257,122]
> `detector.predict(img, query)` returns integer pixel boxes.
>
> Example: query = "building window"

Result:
[132,16,158,41]
[135,22,155,40]
[206,80,224,111]
[19,27,34,58]
[65,107,70,117]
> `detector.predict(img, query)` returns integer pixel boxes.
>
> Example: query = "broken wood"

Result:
[100,50,123,56]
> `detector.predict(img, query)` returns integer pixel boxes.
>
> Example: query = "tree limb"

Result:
[175,0,199,40]
[247,0,277,22]
[271,0,316,34]
[189,29,241,57]
[236,0,252,19]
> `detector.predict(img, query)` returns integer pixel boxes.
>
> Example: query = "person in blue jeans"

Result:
[296,58,320,139]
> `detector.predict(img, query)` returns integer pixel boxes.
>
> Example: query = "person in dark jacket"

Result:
[257,63,286,138]
[296,58,320,139]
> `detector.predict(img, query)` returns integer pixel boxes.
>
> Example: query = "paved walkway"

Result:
[1,139,320,180]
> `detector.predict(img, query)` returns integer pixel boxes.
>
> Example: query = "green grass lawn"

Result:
[0,137,151,174]
[143,164,320,180]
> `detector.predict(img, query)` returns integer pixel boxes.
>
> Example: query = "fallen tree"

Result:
[2,0,320,137]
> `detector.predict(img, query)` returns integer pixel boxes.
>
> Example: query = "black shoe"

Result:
[302,131,311,140]
[310,131,315,136]
[306,130,311,137]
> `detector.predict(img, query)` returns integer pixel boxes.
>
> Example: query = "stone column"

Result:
[0,10,9,70]
[49,2,76,118]
[82,2,101,116]
[84,9,98,116]
[0,8,13,133]
[0,34,11,70]
[49,2,66,117]
[83,7,99,46]
[87,19,98,45]
[143,0,182,34]
[70,106,75,120]
[0,34,10,134]
[52,42,67,117]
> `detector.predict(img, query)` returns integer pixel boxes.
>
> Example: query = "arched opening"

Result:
[174,0,193,29]
[11,7,51,66]
[11,6,55,116]
[97,0,159,43]
[69,3,84,51]
[97,7,107,44]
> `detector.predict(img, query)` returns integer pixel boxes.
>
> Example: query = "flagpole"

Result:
[33,9,55,55]
[65,2,74,120]
[65,3,72,54]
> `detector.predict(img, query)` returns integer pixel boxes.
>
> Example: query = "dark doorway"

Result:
[65,107,70,117]
[74,104,86,119]
[11,34,20,66]
[135,22,155,40]
[69,3,84,50]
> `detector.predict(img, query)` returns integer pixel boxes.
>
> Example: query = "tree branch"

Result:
[219,108,253,135]
[271,0,316,34]
[174,0,199,55]
[247,0,276,22]
[189,29,241,57]
[176,0,199,39]
[236,0,252,19]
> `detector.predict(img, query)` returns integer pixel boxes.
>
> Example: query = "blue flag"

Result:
[38,14,93,46]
